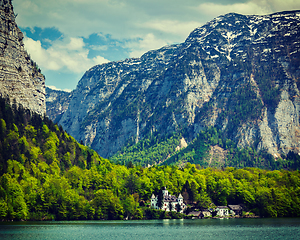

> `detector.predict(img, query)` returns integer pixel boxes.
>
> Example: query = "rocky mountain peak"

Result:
[47,10,300,159]
[0,0,45,115]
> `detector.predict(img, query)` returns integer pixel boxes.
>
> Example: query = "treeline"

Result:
[1,97,300,221]
[1,158,300,220]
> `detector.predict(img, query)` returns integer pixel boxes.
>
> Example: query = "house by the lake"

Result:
[151,187,186,213]
[188,210,212,219]
[187,211,201,219]
[201,209,212,218]
[215,206,229,217]
[228,205,243,216]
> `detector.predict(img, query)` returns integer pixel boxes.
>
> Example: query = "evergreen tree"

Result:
[176,203,182,213]
[157,189,164,209]
[169,201,173,211]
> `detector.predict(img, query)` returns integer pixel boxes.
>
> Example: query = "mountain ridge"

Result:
[46,10,300,160]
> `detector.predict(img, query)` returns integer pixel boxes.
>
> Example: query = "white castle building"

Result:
[150,187,186,213]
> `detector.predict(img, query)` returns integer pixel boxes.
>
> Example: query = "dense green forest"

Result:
[1,97,300,221]
[111,126,300,170]
[110,133,181,167]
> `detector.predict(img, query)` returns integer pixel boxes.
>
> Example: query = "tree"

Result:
[197,193,212,209]
[0,198,8,218]
[124,173,140,195]
[157,189,164,209]
[169,201,173,211]
[126,161,134,168]
[1,174,28,220]
[92,189,124,220]
[176,203,182,213]
[122,194,138,219]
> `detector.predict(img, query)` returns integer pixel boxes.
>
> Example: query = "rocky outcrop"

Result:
[175,138,188,152]
[208,145,227,167]
[47,11,300,158]
[0,0,45,115]
[46,87,71,123]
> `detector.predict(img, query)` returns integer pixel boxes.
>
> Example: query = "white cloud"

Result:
[47,85,72,92]
[14,0,133,38]
[196,0,300,18]
[65,38,85,51]
[142,20,203,38]
[92,55,109,64]
[260,0,300,12]
[23,37,109,74]
[15,0,300,41]
[197,2,268,17]
[90,45,109,51]
[23,37,61,70]
[126,33,169,58]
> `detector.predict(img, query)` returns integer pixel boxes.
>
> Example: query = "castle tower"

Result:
[151,194,157,209]
[178,193,183,204]
[162,187,168,196]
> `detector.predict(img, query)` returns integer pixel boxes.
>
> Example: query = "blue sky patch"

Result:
[83,33,131,62]
[20,27,63,49]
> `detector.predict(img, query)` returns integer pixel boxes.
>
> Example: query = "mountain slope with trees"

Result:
[110,126,300,170]
[1,96,300,220]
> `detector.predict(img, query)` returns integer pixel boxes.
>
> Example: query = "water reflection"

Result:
[1,218,300,240]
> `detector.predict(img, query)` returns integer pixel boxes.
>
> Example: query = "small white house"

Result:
[215,206,229,217]
[150,187,186,213]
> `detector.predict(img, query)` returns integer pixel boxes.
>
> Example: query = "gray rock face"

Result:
[46,87,71,122]
[47,11,300,158]
[0,0,45,115]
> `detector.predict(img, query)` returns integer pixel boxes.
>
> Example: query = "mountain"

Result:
[46,87,71,123]
[0,0,45,115]
[46,11,300,160]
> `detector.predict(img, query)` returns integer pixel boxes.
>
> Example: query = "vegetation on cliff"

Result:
[111,126,300,170]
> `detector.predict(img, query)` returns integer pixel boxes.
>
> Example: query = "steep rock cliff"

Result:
[0,0,45,115]
[46,87,71,123]
[47,11,300,158]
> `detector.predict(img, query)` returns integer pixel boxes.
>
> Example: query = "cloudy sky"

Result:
[13,0,300,91]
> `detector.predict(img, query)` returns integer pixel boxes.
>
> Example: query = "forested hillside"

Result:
[111,127,300,170]
[1,96,300,221]
[164,128,300,169]
[0,97,109,175]
[110,133,181,167]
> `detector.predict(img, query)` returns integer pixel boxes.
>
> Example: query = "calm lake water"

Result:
[1,218,300,240]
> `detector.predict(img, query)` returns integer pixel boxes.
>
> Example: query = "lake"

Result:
[1,218,300,240]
